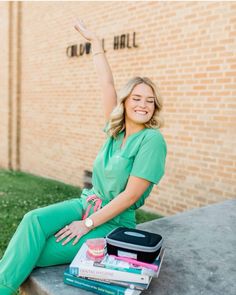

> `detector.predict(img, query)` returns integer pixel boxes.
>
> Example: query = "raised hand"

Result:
[74,18,98,42]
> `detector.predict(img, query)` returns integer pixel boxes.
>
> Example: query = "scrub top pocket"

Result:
[105,155,134,179]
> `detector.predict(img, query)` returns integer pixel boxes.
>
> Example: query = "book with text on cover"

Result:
[69,242,154,284]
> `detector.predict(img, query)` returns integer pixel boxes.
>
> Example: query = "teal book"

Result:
[64,268,141,295]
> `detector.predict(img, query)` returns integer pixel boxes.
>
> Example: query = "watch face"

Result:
[85,218,93,228]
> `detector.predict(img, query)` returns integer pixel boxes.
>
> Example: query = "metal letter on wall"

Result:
[66,45,78,57]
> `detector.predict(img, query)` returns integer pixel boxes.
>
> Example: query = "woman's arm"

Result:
[90,175,151,228]
[91,38,115,85]
[55,176,150,245]
[91,38,117,121]
[74,19,117,121]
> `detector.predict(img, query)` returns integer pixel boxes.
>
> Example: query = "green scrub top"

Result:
[80,122,167,226]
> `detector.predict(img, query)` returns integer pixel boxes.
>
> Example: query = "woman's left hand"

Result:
[54,220,90,246]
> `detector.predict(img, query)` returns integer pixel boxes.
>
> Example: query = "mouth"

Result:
[135,110,148,115]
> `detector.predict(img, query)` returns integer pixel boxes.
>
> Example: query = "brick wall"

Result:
[0,2,9,169]
[0,1,235,215]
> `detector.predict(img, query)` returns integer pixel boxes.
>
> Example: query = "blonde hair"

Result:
[106,77,164,139]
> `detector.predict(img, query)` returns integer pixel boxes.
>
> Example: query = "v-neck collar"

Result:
[118,128,146,150]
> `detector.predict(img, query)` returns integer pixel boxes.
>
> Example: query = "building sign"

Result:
[66,32,138,57]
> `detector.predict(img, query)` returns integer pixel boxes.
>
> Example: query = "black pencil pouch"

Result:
[106,227,163,263]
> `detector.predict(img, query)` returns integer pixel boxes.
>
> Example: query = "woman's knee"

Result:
[21,207,45,228]
[22,208,40,221]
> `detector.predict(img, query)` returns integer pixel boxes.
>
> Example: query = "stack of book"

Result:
[64,241,165,295]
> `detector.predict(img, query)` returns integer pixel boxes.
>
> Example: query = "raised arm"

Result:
[74,19,117,122]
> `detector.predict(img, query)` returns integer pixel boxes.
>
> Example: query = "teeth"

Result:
[135,111,147,115]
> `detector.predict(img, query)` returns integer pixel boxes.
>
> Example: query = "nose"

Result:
[139,100,147,108]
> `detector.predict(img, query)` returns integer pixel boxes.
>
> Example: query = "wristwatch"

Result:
[84,217,94,229]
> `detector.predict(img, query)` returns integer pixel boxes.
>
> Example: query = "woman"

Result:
[0,19,167,295]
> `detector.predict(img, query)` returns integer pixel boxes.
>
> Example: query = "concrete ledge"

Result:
[20,199,236,295]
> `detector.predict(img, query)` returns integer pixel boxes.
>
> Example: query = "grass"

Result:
[0,169,162,293]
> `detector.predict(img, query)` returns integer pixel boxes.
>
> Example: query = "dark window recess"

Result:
[83,170,92,189]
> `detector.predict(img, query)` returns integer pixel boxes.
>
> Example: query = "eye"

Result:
[132,97,154,103]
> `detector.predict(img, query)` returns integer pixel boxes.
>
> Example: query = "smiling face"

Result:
[124,83,156,128]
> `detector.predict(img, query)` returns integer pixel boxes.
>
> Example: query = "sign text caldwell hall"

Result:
[66,33,138,57]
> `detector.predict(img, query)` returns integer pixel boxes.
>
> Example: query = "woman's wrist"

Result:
[91,36,101,44]
[91,38,104,55]
[92,51,105,57]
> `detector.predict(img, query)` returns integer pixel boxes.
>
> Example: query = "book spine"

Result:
[71,264,150,284]
[96,253,161,277]
[95,262,141,274]
[87,277,149,291]
[64,276,119,295]
[64,272,137,295]
[70,262,156,277]
[96,262,157,277]
[69,266,79,276]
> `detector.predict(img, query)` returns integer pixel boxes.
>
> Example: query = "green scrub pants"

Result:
[0,198,135,295]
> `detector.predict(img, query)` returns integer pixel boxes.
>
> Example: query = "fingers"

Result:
[76,18,85,26]
[72,235,81,246]
[56,230,81,246]
[54,225,68,238]
[62,232,77,246]
[74,18,87,31]
[55,221,88,246]
[55,224,82,246]
[79,19,86,29]
[55,229,70,243]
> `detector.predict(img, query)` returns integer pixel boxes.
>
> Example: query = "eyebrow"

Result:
[131,94,155,99]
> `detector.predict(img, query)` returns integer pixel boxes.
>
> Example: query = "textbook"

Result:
[97,250,161,277]
[69,243,161,284]
[90,248,165,291]
[64,268,141,295]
